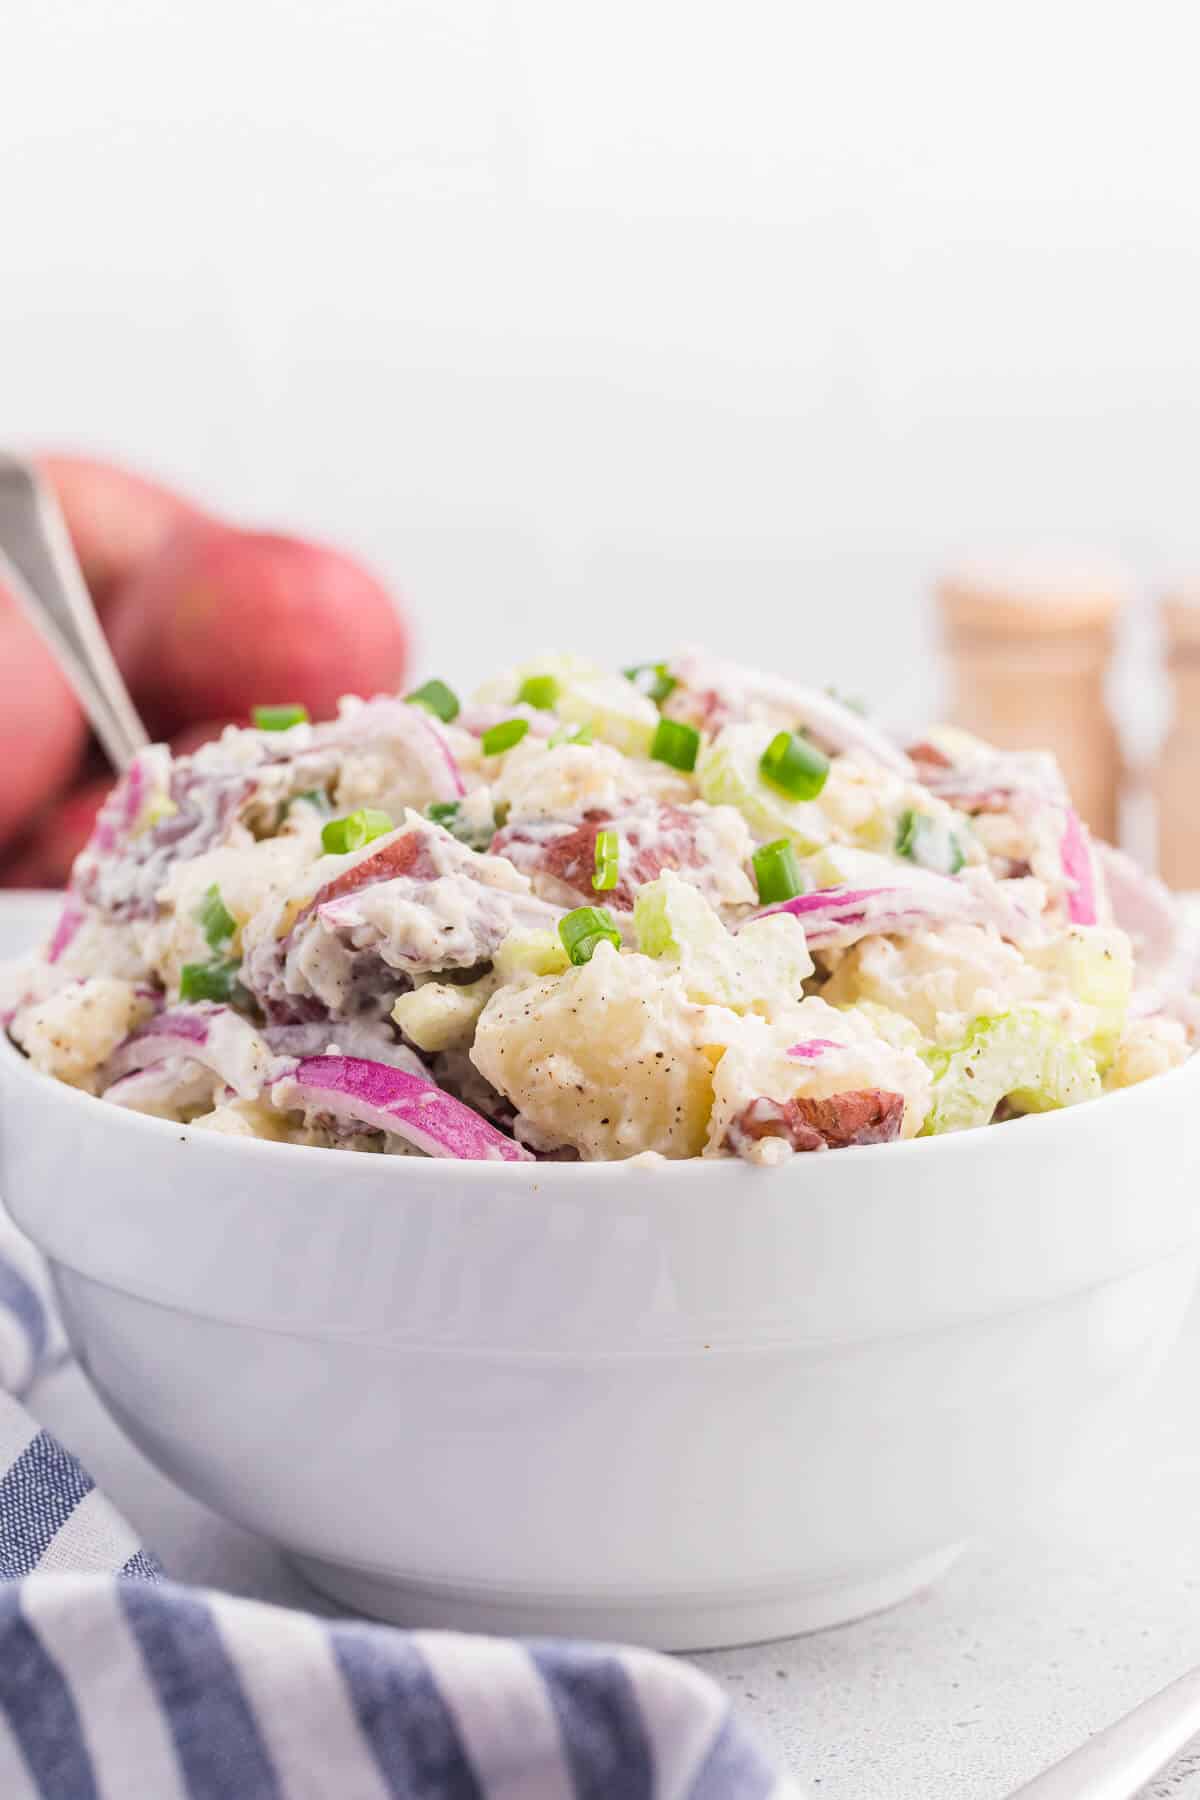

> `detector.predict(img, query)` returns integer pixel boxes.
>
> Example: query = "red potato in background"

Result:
[38,453,203,619]
[0,775,112,889]
[0,587,87,853]
[107,518,411,736]
[168,717,245,756]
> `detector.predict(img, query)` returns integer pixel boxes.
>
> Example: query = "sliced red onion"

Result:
[141,1009,209,1044]
[85,747,159,858]
[914,747,1069,813]
[757,886,927,949]
[406,706,466,799]
[103,1006,287,1100]
[118,757,149,832]
[46,898,85,965]
[336,699,464,800]
[786,1038,842,1060]
[86,757,147,857]
[273,1055,533,1161]
[73,746,252,923]
[668,649,913,775]
[758,870,1043,950]
[103,1060,223,1117]
[263,1017,430,1078]
[1096,845,1184,968]
[959,869,1046,941]
[1059,808,1097,925]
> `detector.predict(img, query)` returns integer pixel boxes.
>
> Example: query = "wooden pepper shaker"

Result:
[936,562,1122,843]
[1154,593,1200,889]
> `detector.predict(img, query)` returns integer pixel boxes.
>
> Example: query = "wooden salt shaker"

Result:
[1155,593,1200,889]
[936,562,1122,843]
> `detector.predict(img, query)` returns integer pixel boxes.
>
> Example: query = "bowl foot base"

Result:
[288,1541,966,1651]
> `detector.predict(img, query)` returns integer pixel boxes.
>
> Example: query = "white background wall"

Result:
[3,0,1199,735]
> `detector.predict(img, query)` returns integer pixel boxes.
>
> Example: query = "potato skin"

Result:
[107,519,411,734]
[0,587,87,853]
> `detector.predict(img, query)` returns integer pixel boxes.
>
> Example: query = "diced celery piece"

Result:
[392,974,497,1054]
[921,1007,1101,1135]
[843,1000,926,1051]
[696,725,829,851]
[493,928,571,982]
[632,873,706,960]
[806,845,903,890]
[474,654,657,758]
[556,678,657,758]
[634,871,812,1012]
[1027,926,1132,1073]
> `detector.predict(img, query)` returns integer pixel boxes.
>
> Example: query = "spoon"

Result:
[1005,1662,1200,1797]
[0,453,148,772]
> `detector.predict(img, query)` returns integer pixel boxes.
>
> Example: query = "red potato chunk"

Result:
[492,804,721,912]
[728,1089,905,1154]
[301,830,441,926]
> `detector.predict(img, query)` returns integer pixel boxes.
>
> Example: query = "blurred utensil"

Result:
[1005,1663,1200,1797]
[0,452,148,772]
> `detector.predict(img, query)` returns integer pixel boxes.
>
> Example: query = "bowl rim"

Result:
[3,1024,1198,1183]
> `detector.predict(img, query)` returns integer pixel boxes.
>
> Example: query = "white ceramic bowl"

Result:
[2,1032,1199,1650]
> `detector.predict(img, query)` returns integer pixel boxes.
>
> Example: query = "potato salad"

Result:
[4,650,1196,1165]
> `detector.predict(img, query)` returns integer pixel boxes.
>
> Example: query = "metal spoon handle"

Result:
[0,453,148,772]
[1006,1665,1200,1799]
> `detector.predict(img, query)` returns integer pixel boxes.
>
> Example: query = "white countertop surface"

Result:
[27,1299,1200,1800]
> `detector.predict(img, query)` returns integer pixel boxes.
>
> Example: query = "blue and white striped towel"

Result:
[0,1214,800,1800]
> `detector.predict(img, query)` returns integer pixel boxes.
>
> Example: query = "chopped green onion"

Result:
[624,662,677,705]
[650,717,700,772]
[517,674,560,711]
[896,809,965,875]
[759,730,829,801]
[179,958,241,1003]
[558,905,622,966]
[895,810,920,861]
[288,788,333,819]
[481,718,529,757]
[321,808,395,855]
[548,721,593,748]
[195,883,236,951]
[427,801,461,828]
[253,703,309,731]
[593,829,620,892]
[752,838,804,906]
[406,679,460,723]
